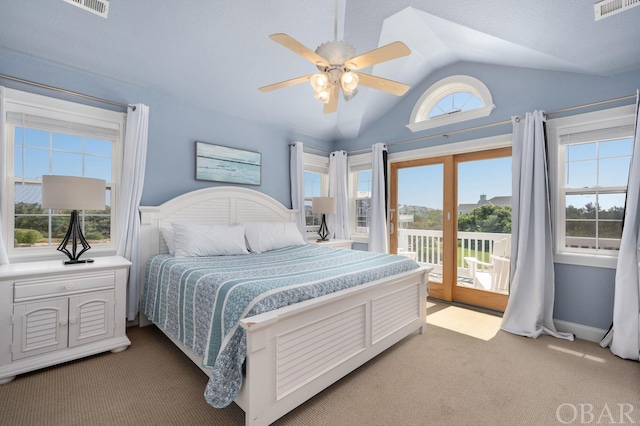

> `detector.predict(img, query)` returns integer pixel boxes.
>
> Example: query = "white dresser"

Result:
[0,256,131,384]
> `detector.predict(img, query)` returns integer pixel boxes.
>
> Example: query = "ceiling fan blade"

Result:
[269,33,330,68]
[345,41,411,70]
[323,84,339,114]
[355,73,410,96]
[259,74,314,92]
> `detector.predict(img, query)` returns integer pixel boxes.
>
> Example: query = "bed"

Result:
[138,186,431,426]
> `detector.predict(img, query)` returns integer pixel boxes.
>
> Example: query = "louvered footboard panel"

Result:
[276,304,367,399]
[371,283,420,344]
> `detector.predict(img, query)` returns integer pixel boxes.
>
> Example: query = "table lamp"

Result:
[41,175,106,264]
[311,196,336,241]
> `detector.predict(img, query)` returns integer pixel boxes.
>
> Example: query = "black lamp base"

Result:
[317,213,330,241]
[57,210,92,265]
[63,258,95,265]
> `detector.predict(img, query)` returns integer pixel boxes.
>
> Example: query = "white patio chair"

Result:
[463,237,511,292]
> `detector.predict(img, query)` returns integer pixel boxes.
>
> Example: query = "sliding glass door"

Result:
[390,148,511,311]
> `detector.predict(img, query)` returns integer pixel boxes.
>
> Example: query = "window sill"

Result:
[554,252,617,269]
[406,104,495,133]
[8,247,117,265]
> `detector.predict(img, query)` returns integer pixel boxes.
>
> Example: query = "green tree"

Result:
[14,202,111,243]
[458,205,512,233]
[407,210,443,231]
[458,205,512,251]
[15,229,42,245]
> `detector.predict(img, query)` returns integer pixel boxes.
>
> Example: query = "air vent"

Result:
[63,0,109,18]
[594,0,640,20]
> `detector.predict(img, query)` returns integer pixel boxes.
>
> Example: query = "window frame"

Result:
[302,152,329,241]
[1,87,125,263]
[348,152,373,243]
[547,104,636,269]
[407,75,495,132]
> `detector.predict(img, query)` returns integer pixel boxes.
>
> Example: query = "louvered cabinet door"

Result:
[12,299,69,361]
[0,256,131,384]
[68,291,115,347]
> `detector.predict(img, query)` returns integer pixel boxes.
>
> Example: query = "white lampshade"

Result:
[340,71,359,92]
[310,73,329,92]
[312,197,336,214]
[41,175,106,211]
[314,88,331,104]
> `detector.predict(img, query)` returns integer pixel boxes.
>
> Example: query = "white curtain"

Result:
[0,88,8,265]
[600,91,640,360]
[369,143,388,253]
[329,150,349,240]
[290,142,306,236]
[0,212,8,265]
[117,104,149,321]
[501,110,573,341]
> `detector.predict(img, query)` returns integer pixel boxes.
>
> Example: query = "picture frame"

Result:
[195,141,261,185]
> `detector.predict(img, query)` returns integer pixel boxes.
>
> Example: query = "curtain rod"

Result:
[289,143,330,155]
[346,93,637,155]
[0,72,134,110]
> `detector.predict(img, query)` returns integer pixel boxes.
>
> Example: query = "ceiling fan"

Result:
[258,12,412,114]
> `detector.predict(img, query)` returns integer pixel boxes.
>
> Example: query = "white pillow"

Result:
[171,222,248,257]
[243,221,306,253]
[160,225,176,255]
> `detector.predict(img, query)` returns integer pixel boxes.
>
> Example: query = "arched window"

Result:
[407,75,495,132]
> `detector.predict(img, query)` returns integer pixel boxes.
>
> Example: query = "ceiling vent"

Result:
[63,0,109,18]
[594,0,640,20]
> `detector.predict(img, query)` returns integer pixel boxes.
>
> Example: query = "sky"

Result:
[398,157,512,209]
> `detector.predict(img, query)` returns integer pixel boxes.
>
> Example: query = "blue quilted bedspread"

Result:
[141,244,419,408]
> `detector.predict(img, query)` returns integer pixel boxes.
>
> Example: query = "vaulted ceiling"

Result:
[1,0,639,141]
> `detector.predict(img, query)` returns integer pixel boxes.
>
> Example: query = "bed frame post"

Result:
[138,205,160,327]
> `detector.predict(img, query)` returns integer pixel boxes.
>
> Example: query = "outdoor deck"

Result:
[397,229,510,294]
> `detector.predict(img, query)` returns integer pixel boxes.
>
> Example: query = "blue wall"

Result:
[335,61,640,331]
[0,47,328,208]
[336,61,638,152]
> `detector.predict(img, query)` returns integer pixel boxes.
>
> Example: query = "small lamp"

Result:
[312,196,336,242]
[41,175,106,265]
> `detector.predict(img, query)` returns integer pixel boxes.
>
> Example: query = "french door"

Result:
[390,148,511,312]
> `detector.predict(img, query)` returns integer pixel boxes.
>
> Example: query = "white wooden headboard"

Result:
[138,186,297,291]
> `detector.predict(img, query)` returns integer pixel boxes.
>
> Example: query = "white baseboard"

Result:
[554,319,609,343]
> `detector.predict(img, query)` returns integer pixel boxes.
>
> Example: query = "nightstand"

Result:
[0,256,131,384]
[312,239,354,249]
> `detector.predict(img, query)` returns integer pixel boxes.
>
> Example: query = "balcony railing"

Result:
[396,228,511,280]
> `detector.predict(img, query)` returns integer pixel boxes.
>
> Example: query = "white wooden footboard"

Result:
[236,266,430,426]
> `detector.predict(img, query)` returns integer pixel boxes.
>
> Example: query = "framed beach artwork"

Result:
[195,141,261,185]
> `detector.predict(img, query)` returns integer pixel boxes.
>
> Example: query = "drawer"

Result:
[14,272,116,302]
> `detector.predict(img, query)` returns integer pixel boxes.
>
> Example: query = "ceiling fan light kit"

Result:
[341,72,359,92]
[310,73,329,92]
[259,30,412,114]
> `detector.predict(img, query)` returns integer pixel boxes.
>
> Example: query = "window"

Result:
[548,104,636,268]
[348,151,374,241]
[1,88,125,262]
[304,171,324,231]
[355,170,372,233]
[302,152,329,237]
[407,75,495,132]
